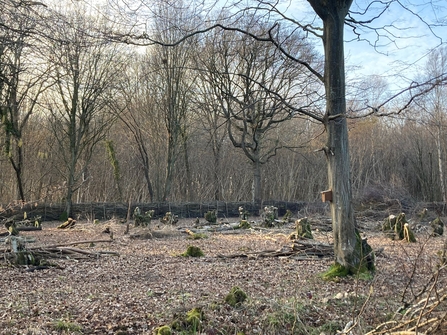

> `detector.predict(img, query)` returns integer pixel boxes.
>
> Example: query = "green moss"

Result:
[204,210,217,223]
[225,286,248,307]
[188,232,208,240]
[181,245,204,257]
[295,217,313,239]
[155,325,172,335]
[321,234,375,281]
[239,220,251,229]
[320,263,350,280]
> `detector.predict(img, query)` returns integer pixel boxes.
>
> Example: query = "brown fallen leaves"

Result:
[0,218,446,335]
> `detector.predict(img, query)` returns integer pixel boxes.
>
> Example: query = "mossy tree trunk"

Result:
[308,0,373,274]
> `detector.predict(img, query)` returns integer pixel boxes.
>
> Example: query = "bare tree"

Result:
[113,52,156,202]
[44,5,124,217]
[148,0,198,201]
[196,15,321,204]
[192,46,228,201]
[0,0,50,201]
[413,47,447,202]
[97,0,373,271]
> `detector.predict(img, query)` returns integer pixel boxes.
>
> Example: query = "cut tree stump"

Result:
[291,217,313,239]
[382,213,416,242]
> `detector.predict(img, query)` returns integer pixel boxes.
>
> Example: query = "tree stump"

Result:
[134,207,154,227]
[238,206,249,221]
[382,213,416,242]
[282,209,293,223]
[261,206,278,227]
[294,217,313,239]
[4,219,19,236]
[430,217,444,236]
[204,210,217,223]
[160,212,178,225]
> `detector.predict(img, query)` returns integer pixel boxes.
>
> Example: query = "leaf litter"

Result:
[0,217,446,334]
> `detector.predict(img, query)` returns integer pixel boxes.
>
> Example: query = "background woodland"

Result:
[1,0,447,212]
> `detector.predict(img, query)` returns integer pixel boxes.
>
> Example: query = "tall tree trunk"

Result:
[309,0,370,272]
[324,11,359,270]
[213,146,221,201]
[66,70,79,218]
[181,131,192,201]
[65,144,77,218]
[163,134,175,201]
[9,143,25,201]
[436,125,446,202]
[252,158,262,205]
[142,164,154,202]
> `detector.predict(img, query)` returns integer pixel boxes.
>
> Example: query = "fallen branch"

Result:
[0,239,114,253]
[28,239,114,250]
[218,239,334,259]
[366,289,447,335]
[1,238,119,265]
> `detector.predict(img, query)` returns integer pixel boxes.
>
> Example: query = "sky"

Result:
[49,0,446,95]
[284,0,447,92]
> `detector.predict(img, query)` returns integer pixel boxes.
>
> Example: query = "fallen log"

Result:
[16,226,42,231]
[0,238,118,264]
[57,218,76,229]
[218,240,334,259]
[28,239,114,250]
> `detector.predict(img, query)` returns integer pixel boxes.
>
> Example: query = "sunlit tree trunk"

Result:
[309,0,368,272]
[436,124,446,202]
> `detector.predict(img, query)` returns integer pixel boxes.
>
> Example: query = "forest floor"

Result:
[0,214,446,335]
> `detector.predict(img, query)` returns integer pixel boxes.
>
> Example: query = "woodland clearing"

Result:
[0,214,446,335]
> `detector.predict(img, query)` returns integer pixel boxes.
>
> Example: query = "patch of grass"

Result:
[261,298,343,335]
[315,320,342,334]
[52,319,82,332]
[262,299,308,334]
[170,307,204,334]
[186,307,203,329]
[356,270,374,281]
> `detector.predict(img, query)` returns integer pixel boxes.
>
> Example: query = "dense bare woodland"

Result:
[1,1,447,333]
[0,0,445,209]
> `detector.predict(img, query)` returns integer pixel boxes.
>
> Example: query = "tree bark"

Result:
[252,157,262,205]
[436,124,446,202]
[309,0,368,272]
